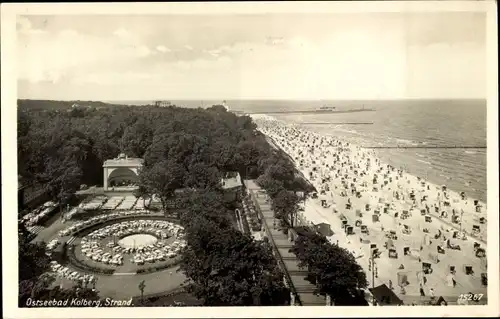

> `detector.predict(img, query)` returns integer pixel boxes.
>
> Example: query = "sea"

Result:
[109,99,487,203]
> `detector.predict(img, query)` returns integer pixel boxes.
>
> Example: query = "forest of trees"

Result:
[18,101,311,207]
[18,100,366,306]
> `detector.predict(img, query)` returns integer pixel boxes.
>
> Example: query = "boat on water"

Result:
[319,105,337,110]
[314,107,375,114]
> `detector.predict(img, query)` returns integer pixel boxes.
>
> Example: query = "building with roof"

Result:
[221,171,243,202]
[102,153,143,191]
[368,284,403,306]
[221,171,242,190]
[154,100,172,107]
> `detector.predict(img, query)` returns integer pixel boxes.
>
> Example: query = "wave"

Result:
[417,159,432,165]
[396,138,416,144]
[332,127,363,136]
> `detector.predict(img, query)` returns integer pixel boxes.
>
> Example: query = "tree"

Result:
[120,120,153,158]
[19,274,56,306]
[207,104,228,113]
[291,229,368,305]
[271,190,301,228]
[18,221,51,306]
[184,162,222,190]
[236,115,257,131]
[18,222,51,282]
[138,159,186,213]
[256,174,285,198]
[178,190,233,229]
[180,223,290,306]
[265,163,295,184]
[133,186,151,209]
[315,246,368,305]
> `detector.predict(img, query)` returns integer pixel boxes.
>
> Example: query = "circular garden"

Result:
[48,212,186,286]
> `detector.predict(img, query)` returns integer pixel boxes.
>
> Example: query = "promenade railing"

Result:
[248,189,301,306]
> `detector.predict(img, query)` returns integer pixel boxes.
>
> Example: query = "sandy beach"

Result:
[252,114,488,304]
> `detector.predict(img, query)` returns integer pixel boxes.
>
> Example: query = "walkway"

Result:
[245,180,326,306]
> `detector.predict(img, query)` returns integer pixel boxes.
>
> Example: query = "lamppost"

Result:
[246,166,251,180]
[369,249,378,305]
[138,280,146,305]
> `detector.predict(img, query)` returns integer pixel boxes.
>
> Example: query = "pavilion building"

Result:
[102,153,143,192]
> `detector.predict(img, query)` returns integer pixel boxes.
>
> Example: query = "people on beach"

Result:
[429,288,435,300]
[253,115,487,302]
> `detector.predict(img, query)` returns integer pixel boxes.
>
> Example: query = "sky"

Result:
[17,12,487,100]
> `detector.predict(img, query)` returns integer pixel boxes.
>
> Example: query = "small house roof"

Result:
[369,284,403,306]
[221,171,242,189]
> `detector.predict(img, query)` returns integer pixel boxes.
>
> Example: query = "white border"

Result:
[1,1,498,318]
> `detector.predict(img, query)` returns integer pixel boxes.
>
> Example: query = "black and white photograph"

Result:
[1,1,498,318]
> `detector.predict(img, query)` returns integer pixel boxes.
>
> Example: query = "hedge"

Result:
[136,256,182,274]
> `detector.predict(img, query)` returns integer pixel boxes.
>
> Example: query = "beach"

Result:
[252,114,488,304]
[271,99,487,204]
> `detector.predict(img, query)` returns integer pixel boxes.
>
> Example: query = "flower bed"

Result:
[242,196,262,232]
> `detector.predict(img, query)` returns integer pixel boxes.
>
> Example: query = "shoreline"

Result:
[281,116,487,204]
[253,114,487,209]
[252,114,488,303]
[262,127,488,246]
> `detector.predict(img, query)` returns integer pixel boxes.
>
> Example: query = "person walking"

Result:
[419,284,425,297]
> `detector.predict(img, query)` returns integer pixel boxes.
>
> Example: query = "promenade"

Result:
[245,180,326,306]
